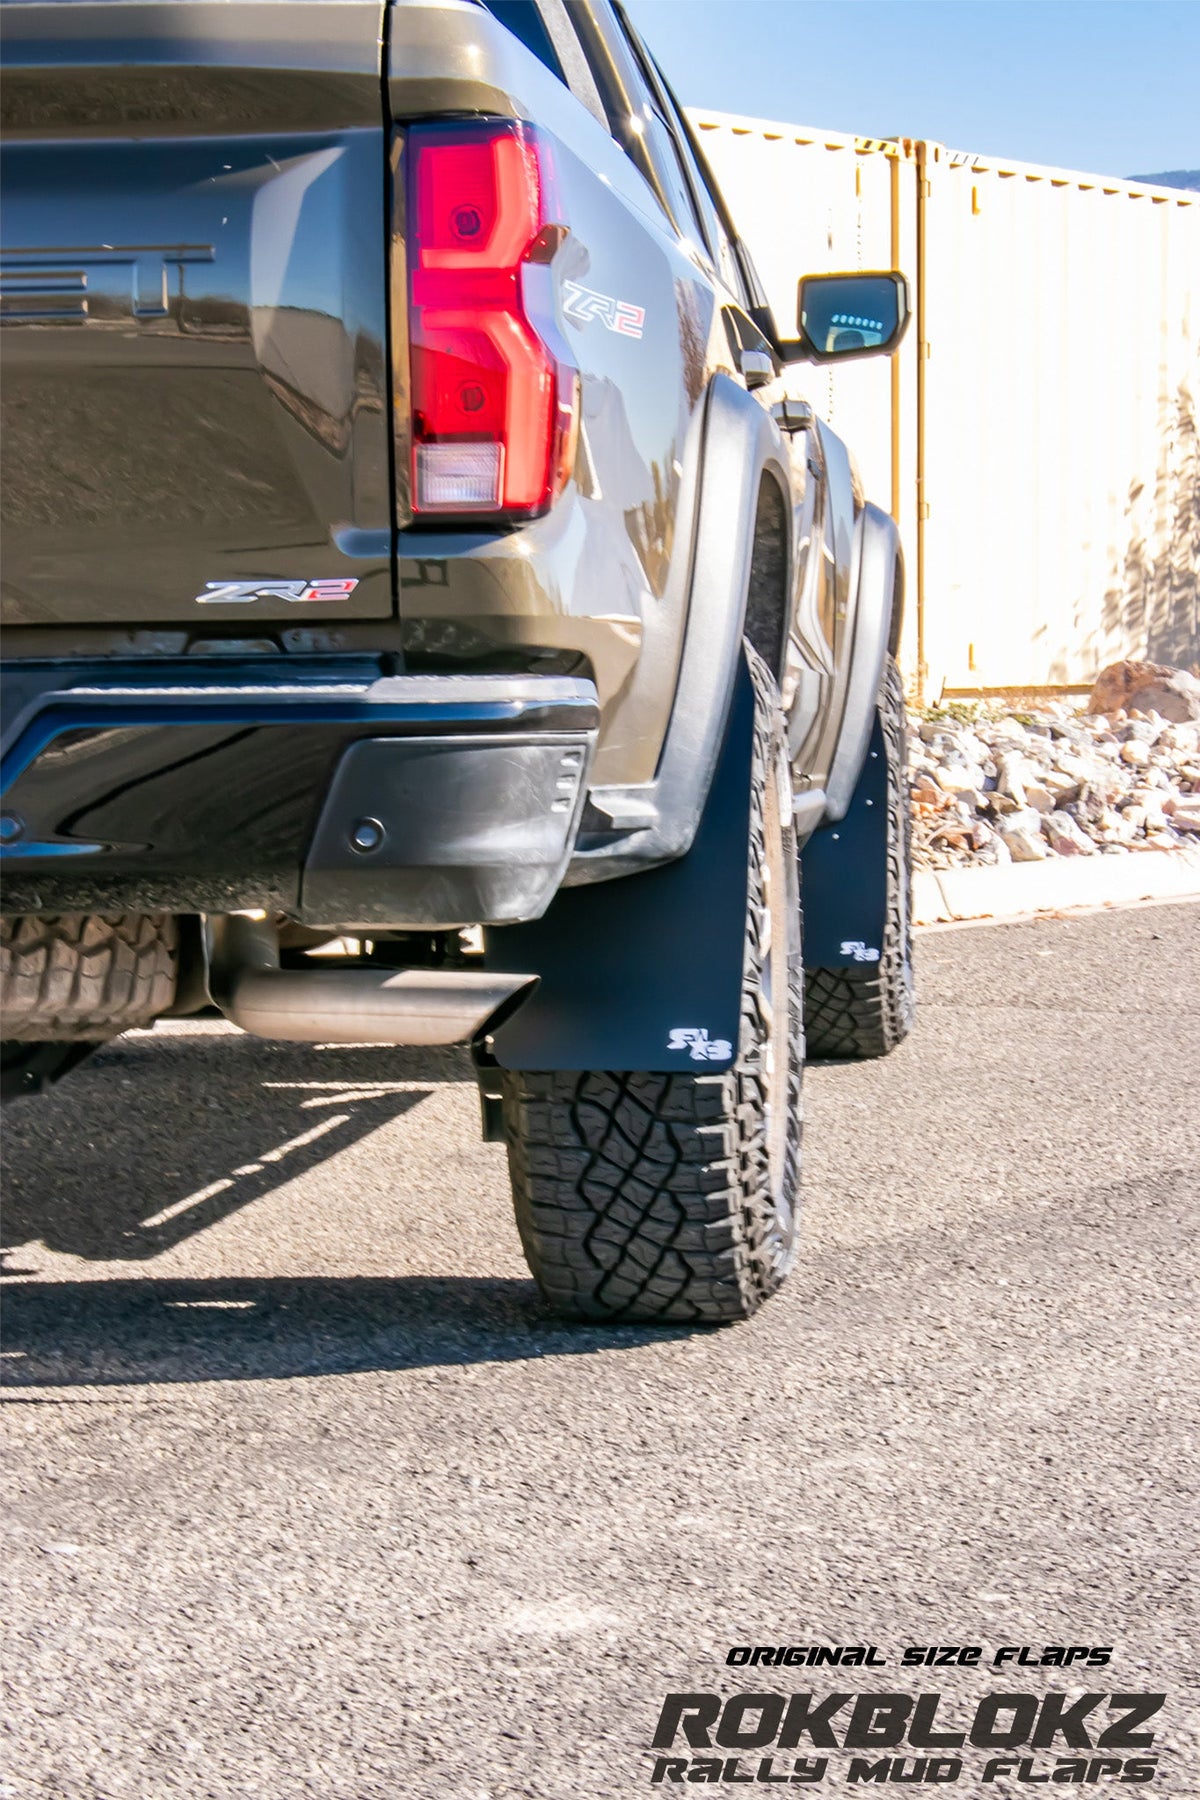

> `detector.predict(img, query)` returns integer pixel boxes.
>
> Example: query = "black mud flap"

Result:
[483,656,756,1074]
[0,1041,101,1102]
[800,711,889,970]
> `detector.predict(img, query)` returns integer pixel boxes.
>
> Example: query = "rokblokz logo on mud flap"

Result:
[667,1028,733,1062]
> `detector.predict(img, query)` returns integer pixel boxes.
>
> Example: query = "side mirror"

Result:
[788,271,910,364]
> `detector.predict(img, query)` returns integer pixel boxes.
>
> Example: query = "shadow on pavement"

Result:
[1,1031,471,1262]
[0,1274,694,1389]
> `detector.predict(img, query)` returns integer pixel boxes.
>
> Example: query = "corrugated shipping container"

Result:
[689,109,1200,700]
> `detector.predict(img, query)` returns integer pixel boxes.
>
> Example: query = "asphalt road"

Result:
[3,902,1198,1800]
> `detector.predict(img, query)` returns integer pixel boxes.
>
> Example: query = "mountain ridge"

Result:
[1128,169,1200,191]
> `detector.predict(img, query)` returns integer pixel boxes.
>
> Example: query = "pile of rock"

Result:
[908,660,1200,871]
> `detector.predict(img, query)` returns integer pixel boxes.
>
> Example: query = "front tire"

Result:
[500,648,804,1324]
[803,655,915,1060]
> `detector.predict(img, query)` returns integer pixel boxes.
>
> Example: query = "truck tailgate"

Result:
[0,1,393,628]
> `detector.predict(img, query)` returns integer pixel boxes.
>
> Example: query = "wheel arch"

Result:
[743,467,793,688]
[567,372,794,881]
[823,502,904,823]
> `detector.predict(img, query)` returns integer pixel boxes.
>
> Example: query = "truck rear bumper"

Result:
[0,661,598,927]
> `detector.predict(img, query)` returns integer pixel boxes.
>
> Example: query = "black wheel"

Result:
[804,655,915,1060]
[500,647,804,1324]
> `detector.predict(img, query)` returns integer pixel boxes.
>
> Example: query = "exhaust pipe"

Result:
[208,915,534,1047]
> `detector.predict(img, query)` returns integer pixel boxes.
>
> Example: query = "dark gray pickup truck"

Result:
[0,0,914,1322]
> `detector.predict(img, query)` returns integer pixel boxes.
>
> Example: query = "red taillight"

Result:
[406,120,578,518]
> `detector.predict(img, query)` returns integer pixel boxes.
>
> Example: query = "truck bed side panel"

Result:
[0,1,393,627]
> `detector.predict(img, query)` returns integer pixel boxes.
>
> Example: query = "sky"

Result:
[624,1,1199,181]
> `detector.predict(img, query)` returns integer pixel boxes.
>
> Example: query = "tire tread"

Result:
[803,655,915,1061]
[1,913,178,1041]
[501,649,803,1324]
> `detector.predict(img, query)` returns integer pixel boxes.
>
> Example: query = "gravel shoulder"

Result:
[910,700,1200,870]
[2,904,1198,1799]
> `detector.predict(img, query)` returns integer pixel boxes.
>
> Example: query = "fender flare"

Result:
[566,371,792,882]
[823,502,903,823]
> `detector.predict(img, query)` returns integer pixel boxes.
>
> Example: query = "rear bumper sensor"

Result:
[0,664,597,926]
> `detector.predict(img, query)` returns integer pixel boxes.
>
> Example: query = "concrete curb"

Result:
[913,843,1200,926]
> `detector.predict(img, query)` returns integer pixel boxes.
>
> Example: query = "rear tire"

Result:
[500,648,804,1324]
[1,913,178,1046]
[803,655,915,1060]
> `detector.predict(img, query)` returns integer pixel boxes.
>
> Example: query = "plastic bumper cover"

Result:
[0,663,598,926]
